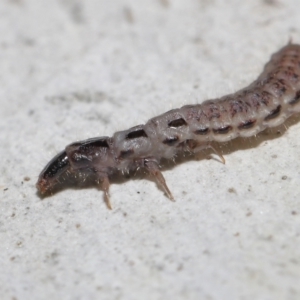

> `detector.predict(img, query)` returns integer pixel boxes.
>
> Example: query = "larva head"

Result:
[65,137,115,171]
[36,150,70,195]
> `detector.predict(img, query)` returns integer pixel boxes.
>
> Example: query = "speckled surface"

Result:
[1,1,300,299]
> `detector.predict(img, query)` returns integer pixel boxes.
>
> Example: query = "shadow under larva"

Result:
[37,43,300,209]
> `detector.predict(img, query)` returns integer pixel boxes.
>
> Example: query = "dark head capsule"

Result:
[36,150,70,194]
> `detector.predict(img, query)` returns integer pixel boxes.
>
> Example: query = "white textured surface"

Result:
[1,1,300,299]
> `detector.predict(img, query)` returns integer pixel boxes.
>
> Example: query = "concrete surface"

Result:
[1,0,300,299]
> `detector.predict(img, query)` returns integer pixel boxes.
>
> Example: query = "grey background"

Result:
[1,0,300,299]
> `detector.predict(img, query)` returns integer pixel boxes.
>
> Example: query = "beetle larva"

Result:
[37,43,300,209]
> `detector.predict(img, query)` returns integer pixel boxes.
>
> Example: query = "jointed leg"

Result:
[145,159,174,201]
[187,141,225,164]
[96,174,112,210]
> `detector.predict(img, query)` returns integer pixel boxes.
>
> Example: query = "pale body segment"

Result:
[37,43,300,209]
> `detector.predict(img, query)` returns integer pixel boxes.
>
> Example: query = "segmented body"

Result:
[37,43,300,209]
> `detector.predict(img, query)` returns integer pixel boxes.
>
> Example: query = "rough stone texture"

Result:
[1,1,300,299]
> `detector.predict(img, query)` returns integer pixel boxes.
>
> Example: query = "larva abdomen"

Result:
[184,44,300,142]
[37,43,300,209]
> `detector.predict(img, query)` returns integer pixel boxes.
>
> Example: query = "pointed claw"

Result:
[104,191,112,210]
[145,160,174,201]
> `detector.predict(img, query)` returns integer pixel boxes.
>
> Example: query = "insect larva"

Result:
[37,43,300,209]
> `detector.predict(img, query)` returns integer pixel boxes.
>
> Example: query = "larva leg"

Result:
[207,144,226,164]
[97,175,112,210]
[144,159,174,201]
[186,141,225,164]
